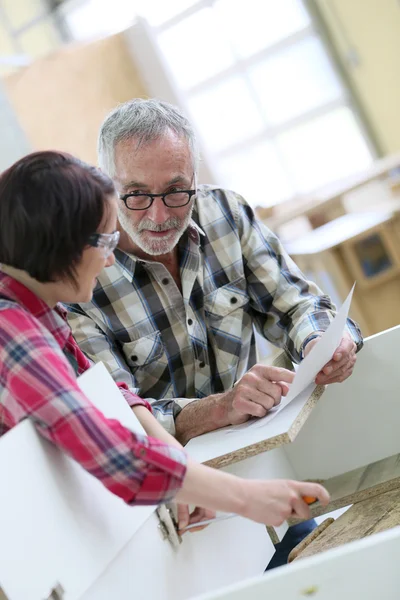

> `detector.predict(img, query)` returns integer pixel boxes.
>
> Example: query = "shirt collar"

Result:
[0,271,71,348]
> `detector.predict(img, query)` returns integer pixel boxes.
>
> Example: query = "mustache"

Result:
[138,217,181,232]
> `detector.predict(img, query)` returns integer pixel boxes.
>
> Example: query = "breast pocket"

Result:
[121,332,168,393]
[205,279,249,369]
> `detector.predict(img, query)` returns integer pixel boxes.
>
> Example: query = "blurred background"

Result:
[1,0,400,338]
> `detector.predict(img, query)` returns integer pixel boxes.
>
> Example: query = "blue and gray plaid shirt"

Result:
[67,186,362,434]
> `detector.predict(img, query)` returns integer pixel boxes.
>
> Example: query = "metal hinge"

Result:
[156,504,182,550]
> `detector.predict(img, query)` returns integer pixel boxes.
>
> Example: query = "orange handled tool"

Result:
[302,496,317,505]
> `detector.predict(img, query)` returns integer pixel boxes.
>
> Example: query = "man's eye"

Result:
[129,191,147,196]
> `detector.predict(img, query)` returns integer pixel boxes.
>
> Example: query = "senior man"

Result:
[68,98,362,567]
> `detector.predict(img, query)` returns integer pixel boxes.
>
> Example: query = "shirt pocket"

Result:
[204,279,249,365]
[122,331,165,370]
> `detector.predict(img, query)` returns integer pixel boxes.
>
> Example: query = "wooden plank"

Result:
[288,518,334,563]
[289,452,400,525]
[186,350,326,469]
[297,488,400,560]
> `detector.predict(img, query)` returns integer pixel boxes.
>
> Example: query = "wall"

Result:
[3,32,148,164]
[316,0,400,155]
[0,81,30,170]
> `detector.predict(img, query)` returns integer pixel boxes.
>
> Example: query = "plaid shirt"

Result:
[0,271,186,505]
[68,186,363,434]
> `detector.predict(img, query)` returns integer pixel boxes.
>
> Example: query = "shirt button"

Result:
[138,448,146,457]
[162,278,169,285]
[230,297,238,304]
[199,361,206,368]
[188,318,193,326]
[131,355,138,362]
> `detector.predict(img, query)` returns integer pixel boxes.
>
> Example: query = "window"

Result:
[63,0,375,209]
[153,0,374,208]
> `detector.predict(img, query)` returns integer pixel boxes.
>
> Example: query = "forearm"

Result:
[174,392,231,445]
[133,405,182,449]
[133,406,248,514]
[174,457,247,515]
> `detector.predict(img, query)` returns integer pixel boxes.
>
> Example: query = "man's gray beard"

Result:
[118,204,194,256]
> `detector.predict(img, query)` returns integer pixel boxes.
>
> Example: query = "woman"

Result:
[0,151,328,530]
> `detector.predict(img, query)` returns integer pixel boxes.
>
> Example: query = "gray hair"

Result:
[97,98,199,178]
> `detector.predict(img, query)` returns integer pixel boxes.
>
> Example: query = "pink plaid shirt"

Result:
[0,271,186,505]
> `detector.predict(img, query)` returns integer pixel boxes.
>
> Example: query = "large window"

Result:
[63,0,375,208]
[0,0,62,76]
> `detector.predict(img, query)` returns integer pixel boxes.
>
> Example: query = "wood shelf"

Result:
[289,452,400,525]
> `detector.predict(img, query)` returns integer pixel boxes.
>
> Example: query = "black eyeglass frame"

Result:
[119,189,197,211]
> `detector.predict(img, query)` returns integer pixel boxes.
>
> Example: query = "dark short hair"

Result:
[0,150,115,285]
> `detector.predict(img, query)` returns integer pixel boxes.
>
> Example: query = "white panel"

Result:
[186,384,317,465]
[0,421,155,600]
[285,325,400,480]
[0,364,273,599]
[83,506,271,600]
[191,526,400,600]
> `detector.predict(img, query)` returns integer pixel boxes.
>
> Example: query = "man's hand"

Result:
[304,332,357,385]
[224,365,295,426]
[174,365,294,444]
[177,504,216,534]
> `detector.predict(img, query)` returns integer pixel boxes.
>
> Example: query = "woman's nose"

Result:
[105,251,116,267]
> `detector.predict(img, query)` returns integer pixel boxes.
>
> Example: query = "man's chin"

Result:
[140,231,181,256]
[142,240,176,256]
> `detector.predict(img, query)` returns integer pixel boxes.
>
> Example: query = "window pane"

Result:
[65,0,137,41]
[215,0,310,59]
[139,0,199,27]
[158,8,234,89]
[250,37,343,126]
[277,108,373,193]
[218,142,294,207]
[188,77,265,152]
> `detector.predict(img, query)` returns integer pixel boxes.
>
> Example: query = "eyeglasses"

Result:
[87,230,120,258]
[119,189,196,211]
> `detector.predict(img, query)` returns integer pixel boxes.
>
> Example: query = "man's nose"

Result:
[146,197,171,224]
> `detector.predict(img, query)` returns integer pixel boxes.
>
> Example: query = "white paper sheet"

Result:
[279,283,355,405]
[226,284,355,433]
